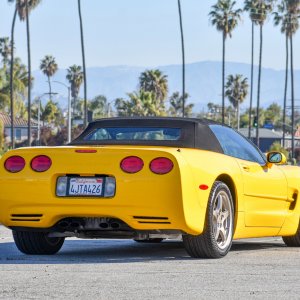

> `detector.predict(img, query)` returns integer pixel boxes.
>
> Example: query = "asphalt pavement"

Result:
[1,225,300,299]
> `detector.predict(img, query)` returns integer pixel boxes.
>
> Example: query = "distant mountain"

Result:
[32,61,300,112]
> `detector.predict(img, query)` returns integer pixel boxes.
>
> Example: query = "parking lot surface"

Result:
[1,225,300,299]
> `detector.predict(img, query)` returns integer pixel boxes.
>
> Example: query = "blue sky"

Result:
[0,0,300,71]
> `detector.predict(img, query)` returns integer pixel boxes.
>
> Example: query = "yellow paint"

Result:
[0,147,300,240]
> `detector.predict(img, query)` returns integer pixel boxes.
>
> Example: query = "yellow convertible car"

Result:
[0,117,300,258]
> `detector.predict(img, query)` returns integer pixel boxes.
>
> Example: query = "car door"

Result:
[210,125,288,227]
[237,159,288,227]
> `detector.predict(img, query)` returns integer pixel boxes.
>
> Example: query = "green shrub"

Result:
[0,119,3,150]
[269,141,289,158]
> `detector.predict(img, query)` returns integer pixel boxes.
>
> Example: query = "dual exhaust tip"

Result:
[99,222,120,229]
[58,219,121,230]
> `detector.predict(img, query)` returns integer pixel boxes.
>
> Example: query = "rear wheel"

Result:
[282,221,300,247]
[13,231,65,255]
[183,181,234,259]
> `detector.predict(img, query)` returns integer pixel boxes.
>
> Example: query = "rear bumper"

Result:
[2,202,183,231]
[0,172,202,234]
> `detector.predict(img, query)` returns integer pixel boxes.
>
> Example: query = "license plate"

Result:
[69,177,103,196]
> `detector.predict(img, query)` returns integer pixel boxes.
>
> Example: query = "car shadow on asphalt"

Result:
[0,239,287,264]
[230,240,286,252]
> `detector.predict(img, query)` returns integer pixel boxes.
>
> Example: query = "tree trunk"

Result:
[283,34,289,149]
[10,8,17,149]
[256,24,263,148]
[26,0,32,146]
[78,0,87,127]
[48,75,52,100]
[222,32,225,125]
[248,21,254,139]
[290,35,295,160]
[177,0,185,117]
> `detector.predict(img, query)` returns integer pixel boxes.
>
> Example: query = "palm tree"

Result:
[273,1,290,148]
[0,68,9,110]
[139,69,168,104]
[9,6,17,148]
[77,0,87,127]
[244,0,257,139]
[168,92,194,117]
[209,0,242,125]
[0,37,12,69]
[246,0,273,147]
[8,0,41,146]
[88,95,107,119]
[177,0,186,117]
[1,58,30,118]
[286,0,300,158]
[0,38,11,112]
[40,55,58,99]
[66,65,84,122]
[41,100,61,126]
[8,0,41,20]
[225,74,249,130]
[115,90,164,117]
[0,68,6,89]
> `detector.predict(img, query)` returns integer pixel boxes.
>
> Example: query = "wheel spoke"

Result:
[216,195,223,214]
[222,210,229,221]
[219,227,227,243]
[214,227,220,241]
[213,209,219,219]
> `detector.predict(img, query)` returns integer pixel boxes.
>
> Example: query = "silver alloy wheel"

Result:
[212,190,233,250]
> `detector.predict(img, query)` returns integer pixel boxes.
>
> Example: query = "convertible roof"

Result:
[71,117,223,153]
[89,116,219,126]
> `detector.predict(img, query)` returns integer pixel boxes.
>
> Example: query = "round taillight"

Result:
[120,156,144,173]
[4,156,25,173]
[150,157,173,175]
[31,155,52,172]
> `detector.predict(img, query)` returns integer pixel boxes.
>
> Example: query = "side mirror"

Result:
[266,152,287,166]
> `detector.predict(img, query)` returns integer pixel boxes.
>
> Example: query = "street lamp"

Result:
[52,81,72,143]
[106,99,117,118]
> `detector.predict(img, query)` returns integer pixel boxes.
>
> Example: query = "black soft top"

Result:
[70,117,223,153]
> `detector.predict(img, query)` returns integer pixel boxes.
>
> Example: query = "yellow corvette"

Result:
[1,117,300,258]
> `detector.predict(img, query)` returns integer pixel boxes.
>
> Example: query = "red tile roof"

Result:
[0,112,37,127]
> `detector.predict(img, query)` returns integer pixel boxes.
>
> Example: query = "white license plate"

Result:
[69,178,103,196]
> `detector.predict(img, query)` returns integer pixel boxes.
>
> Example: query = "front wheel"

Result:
[183,181,234,259]
[13,231,65,255]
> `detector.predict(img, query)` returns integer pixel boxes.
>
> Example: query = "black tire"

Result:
[183,181,234,259]
[13,231,65,255]
[134,238,164,243]
[282,221,300,247]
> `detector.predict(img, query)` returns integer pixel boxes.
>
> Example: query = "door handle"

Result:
[242,165,250,172]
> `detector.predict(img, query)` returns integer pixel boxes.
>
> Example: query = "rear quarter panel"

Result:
[176,148,244,234]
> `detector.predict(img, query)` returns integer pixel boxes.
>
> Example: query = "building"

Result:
[239,128,283,152]
[0,112,38,145]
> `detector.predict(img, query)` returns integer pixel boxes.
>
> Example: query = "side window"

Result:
[209,125,266,165]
